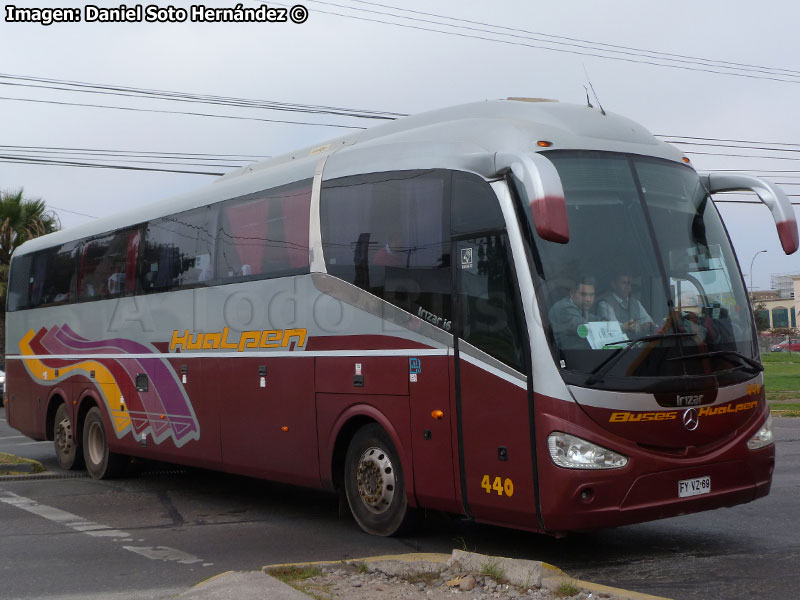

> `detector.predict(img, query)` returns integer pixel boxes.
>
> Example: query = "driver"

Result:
[597,273,655,335]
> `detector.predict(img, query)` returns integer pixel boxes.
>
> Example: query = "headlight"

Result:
[547,432,628,469]
[747,414,774,450]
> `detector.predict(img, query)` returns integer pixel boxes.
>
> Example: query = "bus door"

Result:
[453,233,539,528]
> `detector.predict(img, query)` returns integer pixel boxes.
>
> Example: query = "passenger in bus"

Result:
[548,275,600,349]
[597,272,655,336]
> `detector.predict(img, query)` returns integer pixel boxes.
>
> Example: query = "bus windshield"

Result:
[530,151,757,390]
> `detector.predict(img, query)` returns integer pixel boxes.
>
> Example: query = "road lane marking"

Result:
[0,491,212,566]
[15,441,51,445]
[0,435,25,440]
[123,545,204,564]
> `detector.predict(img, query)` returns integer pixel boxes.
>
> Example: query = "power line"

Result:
[684,151,800,162]
[46,205,99,219]
[658,135,800,148]
[0,144,268,161]
[344,0,800,79]
[663,140,800,155]
[0,155,225,176]
[0,95,367,129]
[0,73,404,120]
[270,0,800,86]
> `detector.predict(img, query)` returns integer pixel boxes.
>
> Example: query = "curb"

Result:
[0,453,47,476]
[264,551,672,600]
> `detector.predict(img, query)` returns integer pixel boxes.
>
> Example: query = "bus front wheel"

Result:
[344,423,413,536]
[82,407,128,479]
[54,403,84,471]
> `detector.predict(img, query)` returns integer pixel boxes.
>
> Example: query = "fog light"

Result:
[547,432,628,469]
[747,414,774,450]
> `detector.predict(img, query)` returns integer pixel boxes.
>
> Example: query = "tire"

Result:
[344,423,414,536]
[82,407,128,479]
[54,403,84,471]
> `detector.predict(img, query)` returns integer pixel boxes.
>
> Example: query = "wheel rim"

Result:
[86,420,105,466]
[55,417,73,456]
[355,446,396,514]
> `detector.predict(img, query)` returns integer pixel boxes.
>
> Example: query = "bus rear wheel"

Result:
[82,407,128,479]
[344,423,413,536]
[54,403,84,470]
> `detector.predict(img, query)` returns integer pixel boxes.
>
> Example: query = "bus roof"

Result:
[15,98,685,257]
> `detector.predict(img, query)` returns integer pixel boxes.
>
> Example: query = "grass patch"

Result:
[265,565,331,600]
[0,452,46,475]
[767,390,800,402]
[265,565,322,583]
[761,353,800,398]
[480,560,507,584]
[555,579,581,597]
[769,403,800,417]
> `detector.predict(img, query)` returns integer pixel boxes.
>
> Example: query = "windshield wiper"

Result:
[667,350,763,373]
[585,332,695,386]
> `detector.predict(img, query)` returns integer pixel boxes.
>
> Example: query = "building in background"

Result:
[750,277,799,330]
[770,273,798,299]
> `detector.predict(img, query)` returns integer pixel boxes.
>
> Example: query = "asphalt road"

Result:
[1,407,798,600]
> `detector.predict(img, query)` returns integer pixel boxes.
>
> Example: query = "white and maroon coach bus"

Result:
[5,99,797,536]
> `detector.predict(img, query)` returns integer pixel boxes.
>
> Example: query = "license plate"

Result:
[678,476,711,498]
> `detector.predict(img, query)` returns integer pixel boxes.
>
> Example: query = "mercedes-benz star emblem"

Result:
[683,408,699,431]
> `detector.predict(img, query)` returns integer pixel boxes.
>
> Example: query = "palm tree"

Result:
[0,189,60,366]
[0,188,60,262]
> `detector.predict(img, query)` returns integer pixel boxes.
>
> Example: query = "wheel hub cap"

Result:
[356,446,395,514]
[56,418,73,454]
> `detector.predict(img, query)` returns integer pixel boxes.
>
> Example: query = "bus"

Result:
[4,98,797,536]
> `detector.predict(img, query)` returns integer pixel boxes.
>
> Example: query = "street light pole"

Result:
[749,249,768,294]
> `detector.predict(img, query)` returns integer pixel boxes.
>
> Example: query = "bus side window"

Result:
[451,171,504,234]
[320,170,451,330]
[216,180,311,281]
[78,229,137,300]
[7,253,33,311]
[456,235,525,371]
[141,206,215,292]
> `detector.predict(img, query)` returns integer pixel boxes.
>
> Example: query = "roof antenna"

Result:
[582,64,606,115]
[583,85,594,109]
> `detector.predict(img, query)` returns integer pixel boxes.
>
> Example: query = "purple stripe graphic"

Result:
[37,325,200,447]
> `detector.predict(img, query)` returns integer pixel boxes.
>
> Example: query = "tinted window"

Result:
[451,172,504,234]
[140,207,216,292]
[216,180,311,281]
[78,229,139,301]
[321,170,451,329]
[456,234,525,370]
[7,253,32,311]
[31,242,80,307]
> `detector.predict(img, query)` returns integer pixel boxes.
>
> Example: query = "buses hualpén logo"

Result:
[169,327,307,352]
[609,400,759,423]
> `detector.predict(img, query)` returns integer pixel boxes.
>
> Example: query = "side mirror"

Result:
[701,172,798,255]
[495,152,569,243]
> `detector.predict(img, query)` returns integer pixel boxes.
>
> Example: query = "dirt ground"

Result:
[270,555,625,600]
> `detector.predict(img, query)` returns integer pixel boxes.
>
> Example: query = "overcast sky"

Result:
[1,0,799,290]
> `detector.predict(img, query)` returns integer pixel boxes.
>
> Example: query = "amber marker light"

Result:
[431,410,444,420]
[281,426,289,432]
[682,157,691,163]
[537,140,553,147]
[159,414,165,420]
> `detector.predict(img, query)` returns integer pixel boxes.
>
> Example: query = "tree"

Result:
[0,188,60,365]
[753,302,771,332]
